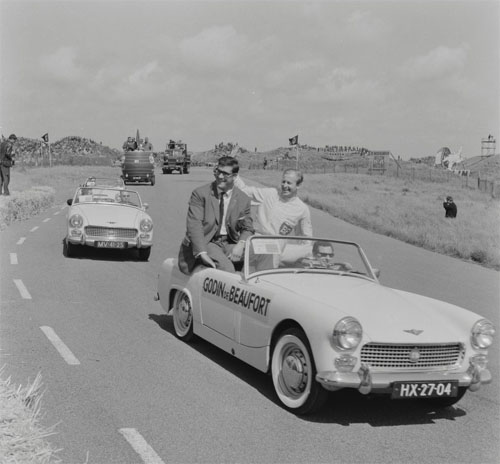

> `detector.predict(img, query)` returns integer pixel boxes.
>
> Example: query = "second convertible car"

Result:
[65,186,153,260]
[156,236,495,415]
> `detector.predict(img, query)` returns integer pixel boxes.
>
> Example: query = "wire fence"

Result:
[246,159,500,198]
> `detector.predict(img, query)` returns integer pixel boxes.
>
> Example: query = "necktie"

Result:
[216,193,225,236]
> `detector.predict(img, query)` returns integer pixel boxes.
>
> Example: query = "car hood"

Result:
[71,203,143,226]
[260,274,478,342]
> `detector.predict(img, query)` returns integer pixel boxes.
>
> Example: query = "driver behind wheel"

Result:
[297,241,353,271]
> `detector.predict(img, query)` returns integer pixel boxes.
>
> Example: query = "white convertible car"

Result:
[65,186,153,260]
[156,236,494,414]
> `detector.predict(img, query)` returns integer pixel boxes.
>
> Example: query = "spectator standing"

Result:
[0,134,17,196]
[178,156,254,274]
[443,195,457,218]
[143,137,153,151]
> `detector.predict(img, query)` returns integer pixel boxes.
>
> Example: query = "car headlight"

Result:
[333,317,362,351]
[471,319,495,349]
[69,214,83,228]
[140,218,153,232]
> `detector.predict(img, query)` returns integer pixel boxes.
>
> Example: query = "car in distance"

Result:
[65,186,153,260]
[156,235,495,415]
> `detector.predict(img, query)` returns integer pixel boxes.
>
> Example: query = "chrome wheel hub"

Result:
[281,349,308,394]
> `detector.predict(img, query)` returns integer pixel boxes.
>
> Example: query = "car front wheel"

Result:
[138,247,151,261]
[63,239,77,258]
[271,328,327,415]
[172,291,194,341]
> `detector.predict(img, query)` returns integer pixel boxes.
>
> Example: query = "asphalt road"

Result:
[1,167,499,464]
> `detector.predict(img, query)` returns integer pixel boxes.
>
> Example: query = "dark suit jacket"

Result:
[178,182,254,274]
[0,141,14,167]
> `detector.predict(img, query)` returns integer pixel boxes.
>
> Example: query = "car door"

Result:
[199,269,240,340]
[234,279,274,348]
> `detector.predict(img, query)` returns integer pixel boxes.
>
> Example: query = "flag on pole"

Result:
[289,135,298,146]
[41,133,49,143]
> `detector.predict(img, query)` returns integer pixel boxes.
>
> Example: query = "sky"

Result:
[1,0,499,159]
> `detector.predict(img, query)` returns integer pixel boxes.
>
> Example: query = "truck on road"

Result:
[121,130,156,186]
[162,140,190,174]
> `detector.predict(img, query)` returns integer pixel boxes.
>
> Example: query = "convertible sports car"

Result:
[64,186,153,260]
[156,236,495,415]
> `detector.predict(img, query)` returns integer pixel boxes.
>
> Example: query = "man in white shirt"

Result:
[234,168,312,237]
[234,169,312,271]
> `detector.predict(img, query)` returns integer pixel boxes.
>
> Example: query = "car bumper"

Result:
[316,361,492,394]
[67,234,153,249]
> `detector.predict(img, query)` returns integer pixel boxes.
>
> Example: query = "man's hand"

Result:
[229,241,245,262]
[199,252,217,269]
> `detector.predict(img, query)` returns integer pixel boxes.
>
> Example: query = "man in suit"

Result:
[178,156,254,274]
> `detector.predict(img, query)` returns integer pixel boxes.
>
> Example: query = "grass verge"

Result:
[0,369,61,463]
[243,169,500,270]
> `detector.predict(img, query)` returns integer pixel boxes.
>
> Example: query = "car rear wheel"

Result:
[138,247,151,261]
[172,291,194,342]
[271,328,327,415]
[151,176,155,186]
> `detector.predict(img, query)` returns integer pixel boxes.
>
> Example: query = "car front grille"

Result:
[85,226,137,239]
[360,343,464,370]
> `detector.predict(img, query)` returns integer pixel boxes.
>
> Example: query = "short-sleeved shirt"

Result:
[234,176,312,236]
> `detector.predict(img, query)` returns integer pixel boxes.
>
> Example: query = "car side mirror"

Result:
[67,199,73,206]
[373,268,381,278]
[142,203,149,210]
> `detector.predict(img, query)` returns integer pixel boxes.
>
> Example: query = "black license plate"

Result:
[95,241,126,249]
[392,381,458,399]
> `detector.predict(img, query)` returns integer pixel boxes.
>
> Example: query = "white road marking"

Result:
[53,211,60,215]
[17,237,26,245]
[30,226,39,232]
[119,428,165,464]
[10,253,18,265]
[13,279,31,299]
[43,218,51,223]
[40,326,81,365]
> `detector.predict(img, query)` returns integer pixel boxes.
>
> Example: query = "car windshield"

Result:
[82,177,124,188]
[244,236,377,280]
[74,187,141,207]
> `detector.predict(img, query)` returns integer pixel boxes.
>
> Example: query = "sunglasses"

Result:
[214,168,234,179]
[317,252,334,257]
